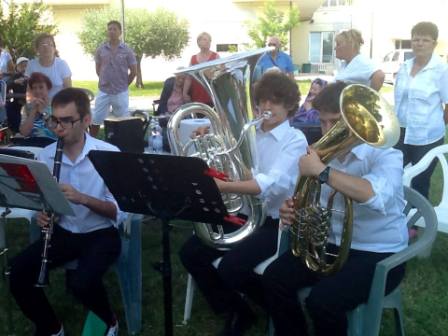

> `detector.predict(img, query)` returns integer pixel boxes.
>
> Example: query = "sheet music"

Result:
[0,154,74,215]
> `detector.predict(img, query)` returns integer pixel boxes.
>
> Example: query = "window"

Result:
[394,40,411,49]
[322,0,352,6]
[392,52,400,62]
[309,32,335,63]
[383,51,393,62]
[216,44,238,52]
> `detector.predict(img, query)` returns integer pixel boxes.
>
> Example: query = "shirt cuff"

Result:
[357,174,387,215]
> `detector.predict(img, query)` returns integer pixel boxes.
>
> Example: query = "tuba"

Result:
[291,84,400,275]
[167,48,272,249]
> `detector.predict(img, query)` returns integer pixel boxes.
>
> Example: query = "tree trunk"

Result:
[136,54,144,88]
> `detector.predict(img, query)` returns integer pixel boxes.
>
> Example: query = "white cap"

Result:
[16,57,29,65]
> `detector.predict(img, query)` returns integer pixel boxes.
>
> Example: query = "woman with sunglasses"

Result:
[25,33,72,99]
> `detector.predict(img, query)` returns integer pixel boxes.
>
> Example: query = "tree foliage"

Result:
[246,0,300,49]
[78,7,189,88]
[0,0,57,61]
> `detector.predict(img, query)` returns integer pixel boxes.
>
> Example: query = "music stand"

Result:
[0,154,73,335]
[88,150,231,336]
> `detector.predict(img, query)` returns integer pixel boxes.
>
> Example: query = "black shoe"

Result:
[218,307,256,336]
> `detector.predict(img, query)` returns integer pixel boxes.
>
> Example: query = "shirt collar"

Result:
[256,119,291,141]
[106,41,124,49]
[49,133,94,163]
[350,144,369,160]
[405,53,440,72]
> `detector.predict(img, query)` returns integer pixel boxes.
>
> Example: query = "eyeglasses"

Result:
[267,43,278,47]
[411,38,434,44]
[46,116,81,129]
[39,43,54,48]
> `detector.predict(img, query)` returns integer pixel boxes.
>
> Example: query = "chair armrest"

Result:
[365,186,437,314]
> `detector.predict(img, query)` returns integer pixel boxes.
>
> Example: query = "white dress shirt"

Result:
[394,54,448,145]
[37,133,125,233]
[254,120,308,218]
[335,54,380,87]
[323,144,408,253]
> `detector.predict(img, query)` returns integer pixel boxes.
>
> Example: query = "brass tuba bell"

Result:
[167,48,273,249]
[290,84,400,275]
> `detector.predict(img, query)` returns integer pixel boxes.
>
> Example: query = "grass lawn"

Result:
[1,156,447,335]
[73,81,164,98]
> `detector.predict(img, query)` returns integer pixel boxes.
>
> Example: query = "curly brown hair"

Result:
[254,71,300,117]
[27,72,52,90]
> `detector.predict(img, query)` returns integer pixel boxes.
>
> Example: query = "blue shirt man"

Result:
[255,36,294,80]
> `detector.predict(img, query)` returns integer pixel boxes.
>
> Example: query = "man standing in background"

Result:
[256,36,295,80]
[90,20,137,137]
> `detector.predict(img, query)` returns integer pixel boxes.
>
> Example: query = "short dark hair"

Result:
[312,81,348,114]
[254,71,300,117]
[52,88,91,118]
[107,20,122,31]
[28,72,52,90]
[411,21,438,41]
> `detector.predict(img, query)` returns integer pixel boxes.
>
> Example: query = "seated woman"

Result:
[290,78,327,144]
[156,71,187,117]
[155,71,187,152]
[17,72,57,146]
[291,78,327,125]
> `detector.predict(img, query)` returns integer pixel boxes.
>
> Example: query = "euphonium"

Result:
[291,84,400,275]
[167,48,272,249]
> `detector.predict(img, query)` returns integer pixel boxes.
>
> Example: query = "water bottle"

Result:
[150,118,163,153]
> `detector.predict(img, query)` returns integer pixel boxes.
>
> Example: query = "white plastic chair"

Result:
[402,143,448,233]
[182,228,286,324]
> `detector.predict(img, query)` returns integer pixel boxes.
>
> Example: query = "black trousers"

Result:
[179,217,279,315]
[9,225,121,335]
[5,100,23,133]
[262,247,405,336]
[395,128,444,199]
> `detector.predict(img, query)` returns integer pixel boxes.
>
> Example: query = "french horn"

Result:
[291,84,400,275]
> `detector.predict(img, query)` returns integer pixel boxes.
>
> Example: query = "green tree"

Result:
[246,0,300,49]
[78,7,189,88]
[0,0,57,61]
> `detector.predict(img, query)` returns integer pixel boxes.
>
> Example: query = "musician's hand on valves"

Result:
[279,198,295,227]
[36,211,51,228]
[299,147,326,177]
[60,183,88,205]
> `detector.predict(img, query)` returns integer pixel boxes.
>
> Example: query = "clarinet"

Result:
[36,138,64,287]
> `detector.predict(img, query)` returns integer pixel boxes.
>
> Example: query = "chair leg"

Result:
[115,215,142,335]
[183,274,195,325]
[267,317,275,336]
[394,307,405,336]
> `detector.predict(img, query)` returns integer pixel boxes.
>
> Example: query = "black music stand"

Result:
[88,150,230,336]
[0,154,73,335]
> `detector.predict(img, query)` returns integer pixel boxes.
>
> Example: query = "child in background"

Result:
[291,78,327,125]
